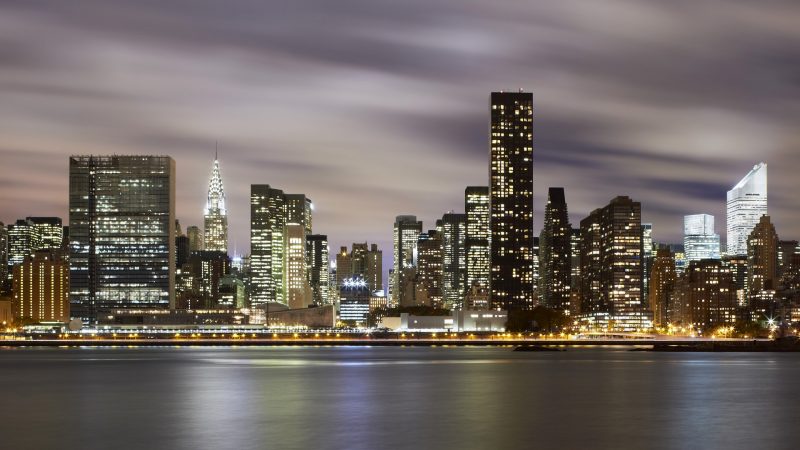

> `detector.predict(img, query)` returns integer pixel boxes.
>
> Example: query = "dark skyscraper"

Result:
[69,155,176,322]
[579,196,646,330]
[649,246,677,327]
[747,215,779,300]
[489,91,534,311]
[306,234,330,305]
[539,187,572,311]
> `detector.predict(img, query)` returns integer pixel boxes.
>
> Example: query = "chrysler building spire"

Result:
[204,152,228,253]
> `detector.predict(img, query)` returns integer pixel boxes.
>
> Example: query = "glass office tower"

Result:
[69,155,176,323]
[726,163,767,256]
[684,214,721,261]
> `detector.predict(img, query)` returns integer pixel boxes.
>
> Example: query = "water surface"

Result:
[1,346,798,450]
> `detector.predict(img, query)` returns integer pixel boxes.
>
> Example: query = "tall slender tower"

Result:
[489,91,534,310]
[204,154,228,253]
[726,163,767,256]
[539,187,572,311]
[465,186,490,291]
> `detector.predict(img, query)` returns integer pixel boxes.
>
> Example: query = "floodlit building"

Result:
[69,155,176,323]
[684,214,721,261]
[203,156,228,253]
[489,91,534,311]
[726,163,767,256]
[285,223,311,309]
[380,310,507,332]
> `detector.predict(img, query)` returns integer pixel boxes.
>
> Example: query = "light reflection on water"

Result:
[1,347,799,450]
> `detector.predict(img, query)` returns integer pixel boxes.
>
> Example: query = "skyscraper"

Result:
[285,223,310,309]
[27,217,64,250]
[649,247,676,327]
[440,213,467,309]
[7,219,41,269]
[673,260,738,330]
[306,234,330,305]
[641,223,653,303]
[726,163,767,256]
[539,187,572,311]
[392,215,422,306]
[684,214,721,261]
[0,224,7,292]
[579,197,645,329]
[204,156,228,253]
[69,155,176,322]
[415,229,443,307]
[285,194,313,236]
[747,215,779,300]
[465,186,490,291]
[250,185,285,305]
[489,91,534,311]
[186,226,204,253]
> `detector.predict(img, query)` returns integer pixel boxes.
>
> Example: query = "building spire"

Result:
[204,151,228,253]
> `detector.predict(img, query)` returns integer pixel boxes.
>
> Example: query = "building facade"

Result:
[726,163,767,256]
[440,213,467,309]
[306,234,330,305]
[204,157,228,253]
[392,215,422,307]
[747,215,779,301]
[465,186,490,291]
[539,187,572,311]
[684,214,721,261]
[12,250,70,322]
[250,185,286,305]
[489,91,534,310]
[69,155,176,322]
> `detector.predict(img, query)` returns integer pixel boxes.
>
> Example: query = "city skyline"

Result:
[1,1,799,270]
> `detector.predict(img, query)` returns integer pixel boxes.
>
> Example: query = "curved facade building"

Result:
[726,163,767,256]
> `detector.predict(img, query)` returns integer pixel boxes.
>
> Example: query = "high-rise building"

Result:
[285,194,313,236]
[306,235,330,305]
[726,163,767,256]
[204,156,228,253]
[27,217,64,250]
[684,214,721,261]
[579,197,645,329]
[12,250,69,322]
[415,230,443,307]
[285,223,311,309]
[641,223,653,304]
[392,215,422,306]
[747,215,779,300]
[186,226,204,253]
[188,251,231,308]
[489,91,534,311]
[0,224,7,292]
[250,185,286,305]
[465,186,490,291]
[365,244,382,294]
[335,246,353,289]
[722,255,749,307]
[440,213,467,309]
[69,155,175,322]
[649,247,676,327]
[539,187,572,311]
[8,219,41,269]
[673,260,738,330]
[569,228,581,316]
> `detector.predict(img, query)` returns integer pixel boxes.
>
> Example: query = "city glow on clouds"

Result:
[1,0,799,263]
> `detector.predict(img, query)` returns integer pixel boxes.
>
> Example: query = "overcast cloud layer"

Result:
[1,0,799,272]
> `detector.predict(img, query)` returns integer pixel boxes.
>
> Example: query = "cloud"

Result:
[1,0,799,280]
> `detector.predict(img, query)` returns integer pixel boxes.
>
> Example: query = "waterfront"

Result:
[1,347,799,450]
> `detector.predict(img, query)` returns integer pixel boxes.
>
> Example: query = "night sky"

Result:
[1,0,799,272]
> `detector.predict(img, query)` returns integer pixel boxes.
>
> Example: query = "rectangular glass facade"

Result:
[69,155,175,323]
